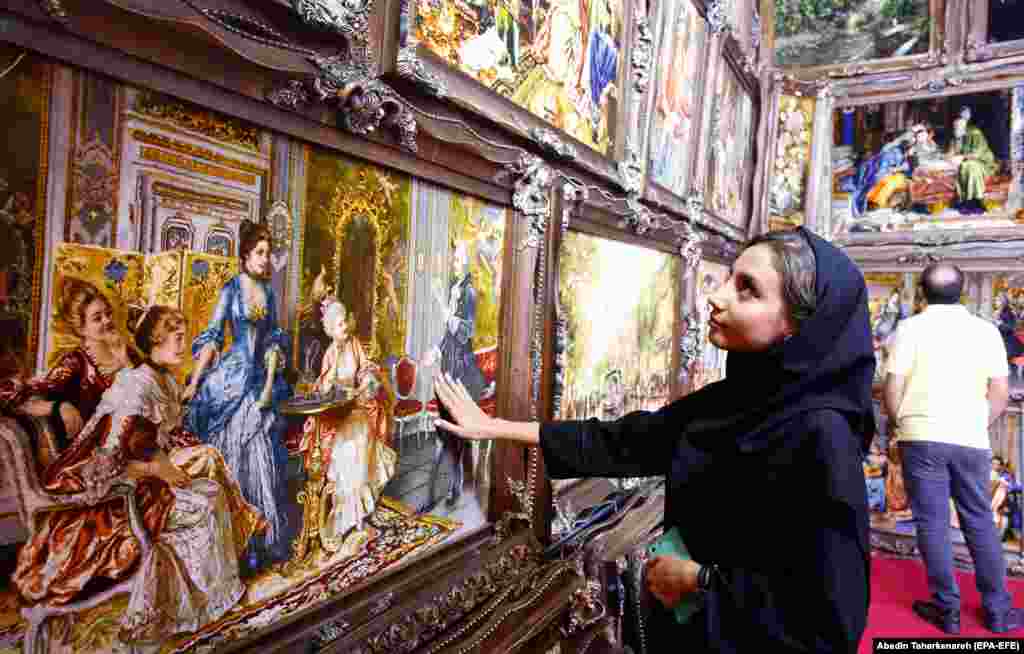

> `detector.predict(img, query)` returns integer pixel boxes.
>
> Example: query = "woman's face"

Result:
[707,244,796,352]
[245,240,271,277]
[150,321,187,368]
[326,310,349,342]
[80,298,116,344]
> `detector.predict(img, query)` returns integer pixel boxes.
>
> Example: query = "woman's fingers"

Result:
[435,418,477,439]
[434,374,460,412]
[454,378,475,405]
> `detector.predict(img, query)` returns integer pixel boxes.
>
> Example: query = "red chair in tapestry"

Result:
[392,355,424,453]
[0,416,153,654]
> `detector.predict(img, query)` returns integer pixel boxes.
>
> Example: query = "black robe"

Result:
[541,227,873,653]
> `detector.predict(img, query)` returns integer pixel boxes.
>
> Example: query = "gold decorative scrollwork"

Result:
[326,169,397,360]
[134,91,261,152]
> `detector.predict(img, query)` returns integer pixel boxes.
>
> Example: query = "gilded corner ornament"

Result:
[618,149,643,195]
[631,6,654,96]
[620,196,659,236]
[312,54,418,152]
[507,154,554,250]
[677,221,704,276]
[292,0,372,44]
[684,188,704,225]
[529,128,577,161]
[706,0,732,35]
[396,44,448,98]
[679,311,701,384]
[269,0,420,152]
[37,0,70,24]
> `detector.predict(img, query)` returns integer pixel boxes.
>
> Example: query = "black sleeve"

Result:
[811,410,871,653]
[539,398,690,479]
[710,411,869,653]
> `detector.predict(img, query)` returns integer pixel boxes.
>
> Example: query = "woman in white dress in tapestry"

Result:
[300,297,397,542]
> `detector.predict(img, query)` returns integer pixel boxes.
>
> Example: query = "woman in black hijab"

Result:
[433,227,874,653]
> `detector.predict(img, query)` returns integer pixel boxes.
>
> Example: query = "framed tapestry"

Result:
[703,50,757,234]
[0,54,537,654]
[762,88,816,233]
[546,183,684,496]
[642,0,712,209]
[761,0,949,78]
[827,86,1024,240]
[377,0,641,186]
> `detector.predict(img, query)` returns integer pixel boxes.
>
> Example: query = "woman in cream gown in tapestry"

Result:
[14,306,264,647]
[301,297,397,543]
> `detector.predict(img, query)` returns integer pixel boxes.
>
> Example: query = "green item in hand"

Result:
[646,526,704,625]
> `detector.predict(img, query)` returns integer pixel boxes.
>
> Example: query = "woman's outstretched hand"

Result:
[433,372,493,440]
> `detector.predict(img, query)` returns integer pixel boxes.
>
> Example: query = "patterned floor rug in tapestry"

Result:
[0,499,458,654]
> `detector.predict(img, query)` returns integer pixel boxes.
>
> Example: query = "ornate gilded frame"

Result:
[784,56,1024,250]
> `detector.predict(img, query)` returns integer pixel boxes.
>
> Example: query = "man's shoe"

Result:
[985,607,1024,633]
[913,600,961,634]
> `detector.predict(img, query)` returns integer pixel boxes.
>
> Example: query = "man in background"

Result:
[883,262,1022,635]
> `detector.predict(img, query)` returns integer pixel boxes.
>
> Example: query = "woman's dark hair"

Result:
[743,229,817,327]
[55,277,112,337]
[239,220,273,266]
[134,305,186,356]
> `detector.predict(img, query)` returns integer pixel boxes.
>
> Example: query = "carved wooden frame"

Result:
[965,1,1024,64]
[540,180,691,528]
[638,0,713,224]
[373,0,641,189]
[759,0,954,81]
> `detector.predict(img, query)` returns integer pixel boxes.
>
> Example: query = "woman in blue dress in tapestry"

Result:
[182,220,293,573]
[851,129,913,217]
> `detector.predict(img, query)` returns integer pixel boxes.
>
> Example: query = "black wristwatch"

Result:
[696,564,717,593]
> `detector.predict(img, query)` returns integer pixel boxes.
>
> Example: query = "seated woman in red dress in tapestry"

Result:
[0,278,139,462]
[13,306,265,648]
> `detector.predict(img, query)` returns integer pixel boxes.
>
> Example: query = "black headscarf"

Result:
[684,226,876,455]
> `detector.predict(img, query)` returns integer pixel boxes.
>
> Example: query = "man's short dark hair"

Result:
[920,263,964,305]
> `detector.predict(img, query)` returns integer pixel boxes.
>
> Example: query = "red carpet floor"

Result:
[861,553,1024,652]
